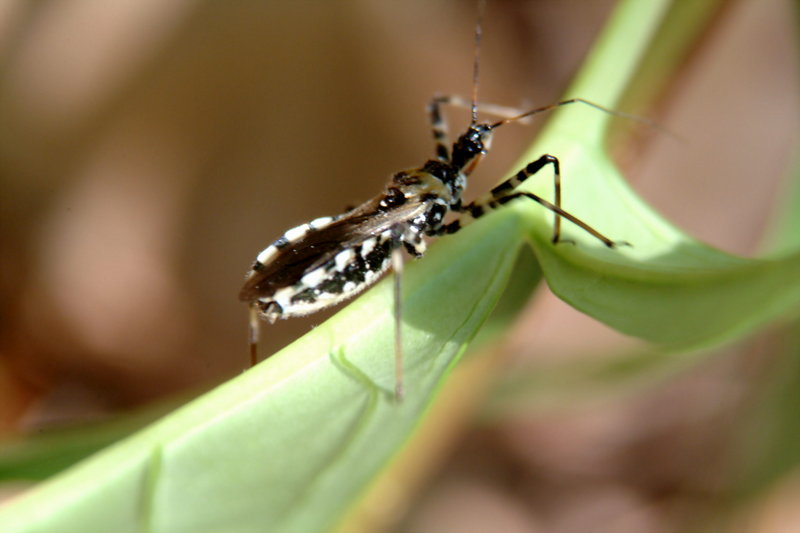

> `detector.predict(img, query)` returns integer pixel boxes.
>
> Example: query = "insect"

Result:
[239,3,627,400]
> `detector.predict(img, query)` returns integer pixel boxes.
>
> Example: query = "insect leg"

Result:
[428,95,452,162]
[438,155,621,247]
[436,154,561,240]
[248,303,260,366]
[391,244,405,402]
[496,191,619,247]
[489,154,563,243]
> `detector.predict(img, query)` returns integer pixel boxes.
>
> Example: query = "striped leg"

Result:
[438,155,620,247]
[489,155,564,243]
[438,154,563,240]
[428,95,452,162]
[495,192,618,247]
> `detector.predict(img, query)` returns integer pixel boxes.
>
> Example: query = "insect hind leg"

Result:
[248,303,260,367]
[248,300,283,367]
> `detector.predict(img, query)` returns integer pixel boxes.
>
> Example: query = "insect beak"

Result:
[464,153,485,175]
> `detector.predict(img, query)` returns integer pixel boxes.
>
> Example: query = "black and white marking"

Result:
[240,3,628,400]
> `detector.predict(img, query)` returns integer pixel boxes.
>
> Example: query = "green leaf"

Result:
[732,318,800,499]
[0,213,525,533]
[512,0,800,350]
[0,400,177,482]
[3,1,798,532]
[762,149,800,256]
[721,150,800,506]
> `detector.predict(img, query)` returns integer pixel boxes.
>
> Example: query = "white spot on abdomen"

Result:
[309,216,334,230]
[284,225,309,242]
[256,245,278,265]
[301,267,328,288]
[334,248,356,270]
[360,238,376,256]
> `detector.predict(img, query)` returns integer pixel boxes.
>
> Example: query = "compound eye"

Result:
[380,187,407,209]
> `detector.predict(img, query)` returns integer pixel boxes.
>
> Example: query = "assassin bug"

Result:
[239,3,628,400]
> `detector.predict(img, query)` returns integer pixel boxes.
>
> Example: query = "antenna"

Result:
[470,0,487,126]
[489,97,675,139]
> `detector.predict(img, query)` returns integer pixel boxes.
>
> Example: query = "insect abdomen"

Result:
[244,228,397,322]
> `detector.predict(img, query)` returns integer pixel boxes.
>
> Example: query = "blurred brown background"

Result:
[0,0,797,531]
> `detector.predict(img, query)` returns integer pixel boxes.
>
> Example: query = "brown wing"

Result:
[238,196,428,302]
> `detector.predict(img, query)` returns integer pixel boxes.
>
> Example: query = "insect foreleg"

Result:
[428,96,453,162]
[438,155,622,247]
